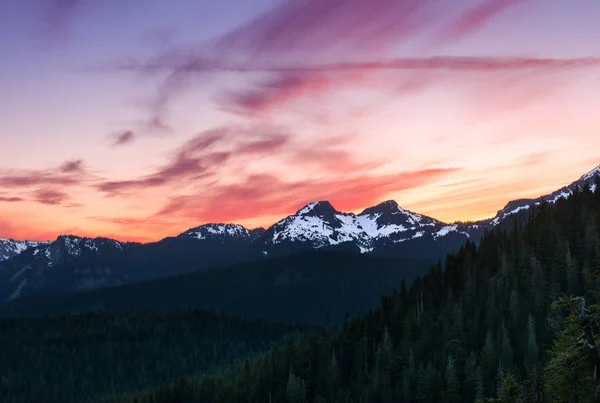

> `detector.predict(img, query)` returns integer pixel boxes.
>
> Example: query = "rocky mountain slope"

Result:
[0,239,49,262]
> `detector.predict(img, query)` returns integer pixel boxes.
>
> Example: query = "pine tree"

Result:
[444,356,460,403]
[480,330,497,394]
[500,321,514,373]
[286,371,307,403]
[403,349,416,402]
[495,361,504,396]
[495,373,521,403]
[475,366,485,403]
[463,352,478,402]
[565,247,581,296]
[525,315,539,372]
[325,350,340,392]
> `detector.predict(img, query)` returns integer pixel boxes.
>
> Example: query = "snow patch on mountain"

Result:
[435,225,458,238]
[60,236,122,257]
[491,205,531,225]
[297,202,320,215]
[268,200,469,253]
[0,239,49,261]
[550,189,572,203]
[580,164,600,181]
[180,223,253,240]
[354,214,408,237]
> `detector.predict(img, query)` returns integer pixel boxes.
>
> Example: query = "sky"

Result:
[1,0,600,242]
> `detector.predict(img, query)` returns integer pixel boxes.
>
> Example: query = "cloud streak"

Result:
[154,167,459,224]
[215,57,600,115]
[0,159,90,188]
[433,0,525,45]
[96,127,292,194]
[96,125,389,197]
[33,188,70,205]
[0,197,24,203]
[116,0,530,125]
[111,130,136,147]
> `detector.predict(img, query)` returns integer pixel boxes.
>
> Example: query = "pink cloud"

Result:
[212,0,432,59]
[32,188,70,205]
[154,168,459,224]
[216,56,600,116]
[96,127,292,194]
[118,0,532,125]
[0,159,89,188]
[0,196,23,203]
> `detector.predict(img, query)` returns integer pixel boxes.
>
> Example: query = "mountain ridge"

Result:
[0,164,598,302]
[3,163,599,249]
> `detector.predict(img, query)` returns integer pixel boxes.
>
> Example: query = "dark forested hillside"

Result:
[0,252,431,325]
[0,310,318,403]
[103,180,600,402]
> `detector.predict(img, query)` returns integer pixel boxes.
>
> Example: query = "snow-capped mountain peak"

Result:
[581,164,600,181]
[178,223,265,242]
[359,200,427,225]
[262,198,473,254]
[296,201,338,217]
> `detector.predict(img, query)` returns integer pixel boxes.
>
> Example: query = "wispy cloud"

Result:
[432,0,525,45]
[0,196,24,203]
[95,124,390,197]
[59,159,85,173]
[96,126,291,194]
[0,160,88,188]
[0,159,91,209]
[110,130,136,147]
[115,0,531,125]
[154,167,458,224]
[212,57,600,116]
[32,188,70,205]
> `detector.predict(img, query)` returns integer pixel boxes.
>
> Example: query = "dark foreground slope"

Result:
[0,251,432,325]
[0,310,317,403]
[104,186,600,402]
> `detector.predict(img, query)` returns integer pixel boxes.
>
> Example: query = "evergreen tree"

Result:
[286,371,307,403]
[500,321,514,372]
[444,356,461,403]
[480,330,497,395]
[494,373,521,403]
[525,315,539,372]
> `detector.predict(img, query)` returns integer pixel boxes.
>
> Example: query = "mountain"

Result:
[98,167,600,403]
[0,238,48,261]
[0,235,129,301]
[490,164,600,226]
[0,165,598,303]
[258,200,485,259]
[0,229,264,302]
[0,251,432,325]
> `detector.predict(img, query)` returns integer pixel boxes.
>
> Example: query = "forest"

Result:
[2,177,599,403]
[99,178,600,402]
[0,310,318,403]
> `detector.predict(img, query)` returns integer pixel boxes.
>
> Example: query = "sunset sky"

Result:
[1,0,600,242]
